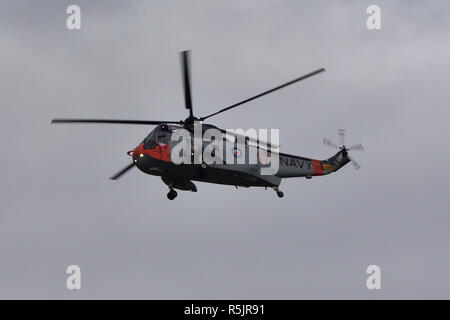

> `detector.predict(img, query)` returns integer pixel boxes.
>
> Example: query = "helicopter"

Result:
[52,50,364,200]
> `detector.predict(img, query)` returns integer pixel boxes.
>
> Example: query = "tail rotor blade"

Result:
[110,162,135,180]
[323,137,339,149]
[338,129,346,146]
[348,143,364,151]
[348,155,361,170]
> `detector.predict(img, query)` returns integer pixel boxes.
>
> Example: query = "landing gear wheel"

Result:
[273,187,284,198]
[167,189,177,200]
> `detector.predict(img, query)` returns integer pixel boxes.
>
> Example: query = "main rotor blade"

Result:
[51,119,182,125]
[219,128,280,149]
[338,129,346,146]
[201,68,325,121]
[180,50,193,118]
[348,143,364,151]
[323,137,339,149]
[110,162,136,180]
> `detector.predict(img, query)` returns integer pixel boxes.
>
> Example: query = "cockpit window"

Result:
[143,132,157,149]
[143,125,177,149]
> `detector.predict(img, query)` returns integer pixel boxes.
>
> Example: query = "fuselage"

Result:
[130,125,350,189]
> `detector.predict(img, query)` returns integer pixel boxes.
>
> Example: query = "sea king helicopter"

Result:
[52,51,364,200]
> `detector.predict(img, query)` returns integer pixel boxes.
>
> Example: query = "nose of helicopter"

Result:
[129,143,145,163]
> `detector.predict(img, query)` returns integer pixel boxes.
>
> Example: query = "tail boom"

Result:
[276,150,350,178]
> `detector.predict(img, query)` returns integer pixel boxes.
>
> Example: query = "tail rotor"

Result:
[323,129,364,170]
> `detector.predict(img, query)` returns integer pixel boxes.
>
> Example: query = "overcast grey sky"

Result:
[1,0,450,299]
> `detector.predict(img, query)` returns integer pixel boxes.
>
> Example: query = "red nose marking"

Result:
[129,143,144,160]
[128,142,171,162]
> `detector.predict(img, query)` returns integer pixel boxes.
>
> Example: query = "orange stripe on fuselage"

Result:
[311,159,323,175]
[159,144,171,162]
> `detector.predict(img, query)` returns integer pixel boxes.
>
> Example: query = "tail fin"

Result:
[321,149,351,173]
